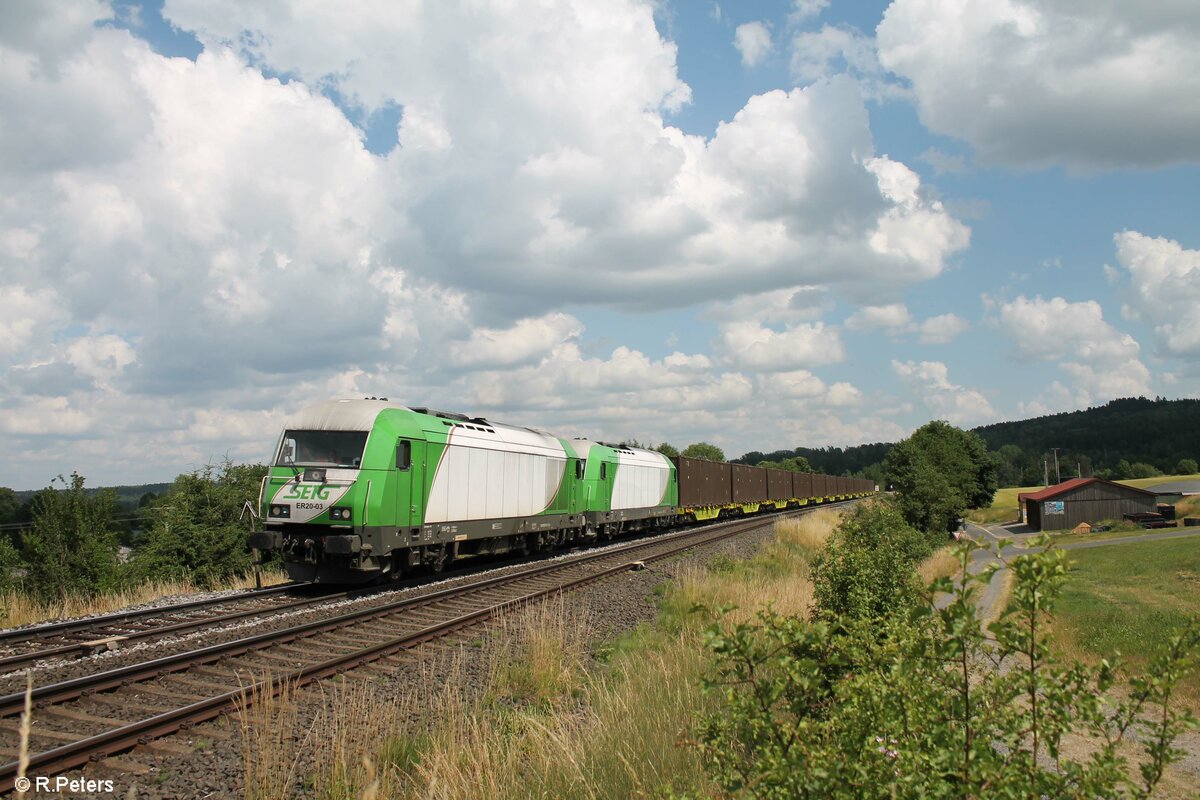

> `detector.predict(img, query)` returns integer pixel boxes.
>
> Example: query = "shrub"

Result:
[810,500,930,622]
[700,543,1200,799]
[131,460,267,587]
[21,473,122,602]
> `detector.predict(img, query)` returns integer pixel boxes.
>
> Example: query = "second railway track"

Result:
[0,500,859,792]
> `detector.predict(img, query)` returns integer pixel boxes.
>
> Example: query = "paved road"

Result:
[959,522,1200,621]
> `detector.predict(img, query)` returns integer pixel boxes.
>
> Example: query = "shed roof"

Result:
[1018,477,1157,503]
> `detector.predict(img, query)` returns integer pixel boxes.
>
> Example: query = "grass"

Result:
[917,546,961,585]
[968,472,1200,527]
[268,507,847,800]
[236,674,311,800]
[0,568,289,629]
[1050,536,1200,705]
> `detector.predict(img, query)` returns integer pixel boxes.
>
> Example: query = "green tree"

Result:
[682,442,725,462]
[0,536,19,594]
[131,460,268,587]
[884,420,997,533]
[22,473,121,603]
[1128,462,1162,479]
[811,500,929,622]
[700,541,1200,799]
[995,443,1024,487]
[0,488,18,525]
[653,442,680,458]
[756,456,813,473]
[1177,458,1199,475]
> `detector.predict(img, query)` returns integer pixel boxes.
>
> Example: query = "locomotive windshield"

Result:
[277,430,369,469]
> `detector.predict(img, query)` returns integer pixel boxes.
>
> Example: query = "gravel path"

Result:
[20,522,779,799]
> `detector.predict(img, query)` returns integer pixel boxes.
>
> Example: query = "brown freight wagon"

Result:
[732,463,769,504]
[812,474,828,497]
[767,468,792,501]
[793,471,813,501]
[673,456,732,507]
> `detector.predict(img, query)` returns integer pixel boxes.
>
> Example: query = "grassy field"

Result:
[1051,536,1200,704]
[238,509,846,799]
[967,472,1200,526]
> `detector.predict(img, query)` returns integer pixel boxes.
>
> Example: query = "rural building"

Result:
[1019,478,1157,531]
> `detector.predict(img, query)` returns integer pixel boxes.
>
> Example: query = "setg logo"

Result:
[282,484,333,501]
[271,482,351,523]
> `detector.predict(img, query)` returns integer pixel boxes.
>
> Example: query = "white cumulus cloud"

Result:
[734,21,773,67]
[1112,231,1200,359]
[892,359,996,425]
[996,295,1151,406]
[876,0,1200,169]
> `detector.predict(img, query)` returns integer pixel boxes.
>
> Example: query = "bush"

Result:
[811,501,930,622]
[21,473,122,603]
[700,543,1200,799]
[1175,458,1198,475]
[131,460,267,587]
[1128,462,1163,479]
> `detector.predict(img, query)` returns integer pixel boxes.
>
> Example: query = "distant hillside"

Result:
[14,483,171,508]
[974,397,1200,483]
[736,397,1200,486]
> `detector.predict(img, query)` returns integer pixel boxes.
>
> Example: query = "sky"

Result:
[2,0,1199,489]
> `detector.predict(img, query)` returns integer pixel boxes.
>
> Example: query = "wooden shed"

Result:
[1019,478,1156,531]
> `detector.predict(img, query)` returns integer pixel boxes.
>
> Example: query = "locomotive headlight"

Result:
[269,505,290,518]
[330,507,351,521]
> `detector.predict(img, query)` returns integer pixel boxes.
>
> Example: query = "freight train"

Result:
[248,399,875,583]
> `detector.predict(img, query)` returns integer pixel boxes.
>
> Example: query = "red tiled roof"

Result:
[1018,477,1157,503]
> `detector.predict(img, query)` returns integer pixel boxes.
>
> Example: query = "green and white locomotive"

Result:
[249,399,679,583]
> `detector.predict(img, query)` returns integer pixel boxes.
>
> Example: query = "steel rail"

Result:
[0,582,305,646]
[0,498,863,791]
[0,584,390,673]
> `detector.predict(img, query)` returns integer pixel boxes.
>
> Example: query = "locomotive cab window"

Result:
[575,460,585,479]
[600,463,607,480]
[277,430,368,469]
[396,440,412,470]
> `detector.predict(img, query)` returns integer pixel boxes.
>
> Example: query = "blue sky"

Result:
[1,0,1198,488]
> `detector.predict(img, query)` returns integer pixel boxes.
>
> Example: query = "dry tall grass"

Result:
[772,508,842,552]
[917,547,961,585]
[409,632,714,800]
[0,568,289,629]
[236,673,312,800]
[261,512,844,799]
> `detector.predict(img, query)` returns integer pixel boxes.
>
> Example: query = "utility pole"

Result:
[1051,448,1061,484]
[1044,459,1049,488]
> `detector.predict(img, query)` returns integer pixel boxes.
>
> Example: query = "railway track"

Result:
[0,500,857,792]
[0,583,333,676]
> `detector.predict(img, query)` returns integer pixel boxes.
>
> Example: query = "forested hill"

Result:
[974,397,1200,479]
[735,397,1200,486]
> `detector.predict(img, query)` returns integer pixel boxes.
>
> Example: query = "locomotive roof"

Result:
[287,399,411,431]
